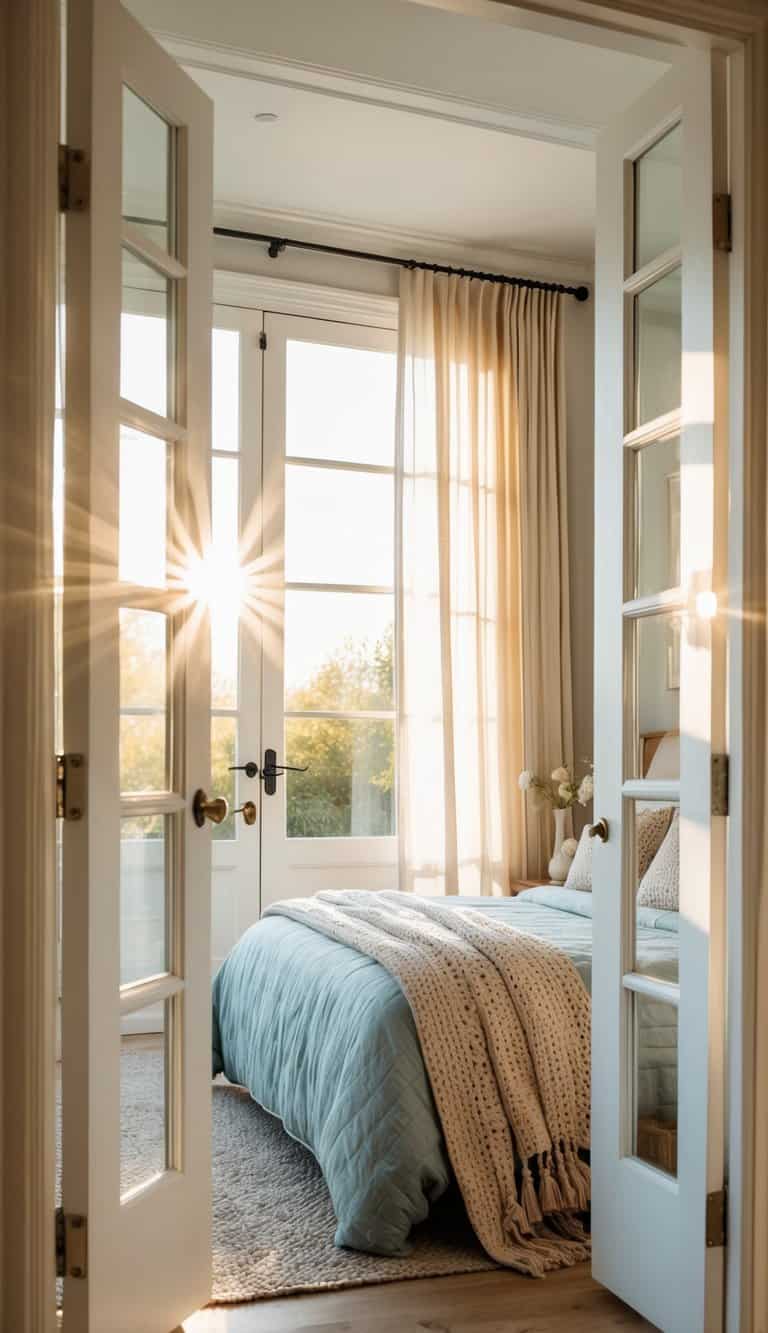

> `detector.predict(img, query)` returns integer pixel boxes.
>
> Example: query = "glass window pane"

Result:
[286,718,395,838]
[212,328,241,452]
[633,992,678,1177]
[634,268,681,428]
[120,814,167,985]
[634,801,680,980]
[635,436,680,598]
[121,249,170,416]
[634,124,682,272]
[120,426,167,588]
[120,1000,170,1198]
[286,340,396,466]
[285,465,394,587]
[122,86,171,253]
[211,715,237,842]
[120,609,168,793]
[635,613,680,773]
[285,590,393,712]
[211,456,239,709]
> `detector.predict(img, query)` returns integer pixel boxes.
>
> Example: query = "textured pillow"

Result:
[563,807,672,894]
[564,825,593,892]
[637,806,674,879]
[637,810,679,910]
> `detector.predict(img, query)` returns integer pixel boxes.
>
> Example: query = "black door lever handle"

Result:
[261,748,308,796]
[228,761,259,779]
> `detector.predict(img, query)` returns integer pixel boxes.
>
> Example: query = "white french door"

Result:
[592,52,728,1333]
[61,3,214,1330]
[260,314,399,909]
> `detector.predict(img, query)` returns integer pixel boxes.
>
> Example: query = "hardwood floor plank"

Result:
[181,1266,659,1333]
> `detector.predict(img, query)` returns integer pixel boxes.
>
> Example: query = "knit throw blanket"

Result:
[266,890,591,1276]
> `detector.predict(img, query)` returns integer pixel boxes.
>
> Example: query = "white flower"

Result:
[578,774,594,805]
[551,766,570,784]
[562,837,578,858]
[518,770,534,791]
[557,782,572,803]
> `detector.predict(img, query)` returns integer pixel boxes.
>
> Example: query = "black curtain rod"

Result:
[213,226,590,302]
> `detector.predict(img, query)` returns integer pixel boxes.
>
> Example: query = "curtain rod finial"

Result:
[575,286,590,303]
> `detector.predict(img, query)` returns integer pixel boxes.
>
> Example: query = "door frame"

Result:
[2,5,766,1333]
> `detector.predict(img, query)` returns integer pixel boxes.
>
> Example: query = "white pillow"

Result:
[564,825,593,892]
[563,807,672,894]
[637,810,679,911]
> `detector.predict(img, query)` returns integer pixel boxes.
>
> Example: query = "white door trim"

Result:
[213,270,399,329]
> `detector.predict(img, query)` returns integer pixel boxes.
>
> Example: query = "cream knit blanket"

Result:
[266,890,591,1276]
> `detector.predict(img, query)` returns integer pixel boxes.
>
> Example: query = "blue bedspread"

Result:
[211,888,678,1256]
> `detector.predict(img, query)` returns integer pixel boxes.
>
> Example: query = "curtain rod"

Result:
[213,226,591,302]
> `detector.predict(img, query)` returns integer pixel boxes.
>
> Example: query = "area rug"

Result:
[58,1046,498,1304]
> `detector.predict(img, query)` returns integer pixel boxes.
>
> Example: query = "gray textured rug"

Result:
[58,1045,497,1304]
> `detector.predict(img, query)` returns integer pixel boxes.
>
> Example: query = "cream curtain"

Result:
[396,268,573,894]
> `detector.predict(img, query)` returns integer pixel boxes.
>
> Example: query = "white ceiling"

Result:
[125,0,673,269]
[191,67,599,262]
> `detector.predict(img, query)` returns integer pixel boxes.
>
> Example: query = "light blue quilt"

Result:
[211,887,678,1257]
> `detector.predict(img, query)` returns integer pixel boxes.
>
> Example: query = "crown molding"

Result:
[213,270,400,328]
[415,0,763,47]
[213,202,595,285]
[158,32,598,150]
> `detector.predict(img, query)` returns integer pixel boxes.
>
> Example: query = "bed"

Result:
[212,885,679,1257]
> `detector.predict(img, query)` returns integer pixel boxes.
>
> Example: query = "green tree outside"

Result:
[120,617,395,841]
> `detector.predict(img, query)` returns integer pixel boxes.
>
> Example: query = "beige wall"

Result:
[215,235,596,810]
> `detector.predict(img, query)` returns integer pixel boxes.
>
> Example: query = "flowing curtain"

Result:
[396,268,572,894]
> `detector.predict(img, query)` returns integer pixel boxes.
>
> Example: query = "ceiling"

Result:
[124,0,673,270]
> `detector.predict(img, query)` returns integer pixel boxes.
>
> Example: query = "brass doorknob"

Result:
[192,789,229,828]
[234,801,257,826]
[588,818,609,843]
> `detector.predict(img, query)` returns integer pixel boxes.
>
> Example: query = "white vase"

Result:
[548,807,572,885]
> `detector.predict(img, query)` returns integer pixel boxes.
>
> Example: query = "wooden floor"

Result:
[180,1265,659,1332]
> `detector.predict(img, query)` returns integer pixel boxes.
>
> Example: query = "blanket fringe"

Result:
[565,1143,590,1211]
[503,1194,534,1243]
[538,1152,565,1215]
[521,1163,543,1226]
[553,1144,578,1211]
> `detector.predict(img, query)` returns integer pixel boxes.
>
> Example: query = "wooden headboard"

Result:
[641,729,679,777]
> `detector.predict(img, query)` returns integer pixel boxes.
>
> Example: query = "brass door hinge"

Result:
[711,754,729,817]
[706,1188,727,1248]
[56,753,85,821]
[55,1208,88,1279]
[713,193,732,252]
[58,145,90,213]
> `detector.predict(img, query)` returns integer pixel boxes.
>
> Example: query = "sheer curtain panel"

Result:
[396,269,572,894]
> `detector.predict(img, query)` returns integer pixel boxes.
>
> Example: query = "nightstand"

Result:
[509,878,545,894]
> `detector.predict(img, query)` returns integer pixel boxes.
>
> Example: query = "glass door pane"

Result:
[261,316,399,909]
